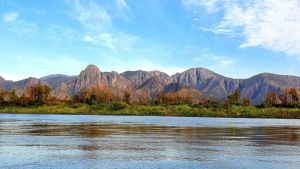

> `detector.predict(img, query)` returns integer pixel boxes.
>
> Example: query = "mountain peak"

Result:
[191,67,217,74]
[40,74,69,80]
[180,67,223,79]
[85,64,101,73]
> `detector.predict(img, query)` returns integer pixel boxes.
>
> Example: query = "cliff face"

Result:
[170,68,240,99]
[73,65,103,93]
[121,70,169,87]
[1,65,300,104]
[73,65,131,94]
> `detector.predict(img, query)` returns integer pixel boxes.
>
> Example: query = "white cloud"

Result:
[82,32,139,50]
[3,11,19,23]
[220,59,235,66]
[5,21,38,34]
[183,0,220,13]
[2,11,38,34]
[67,0,112,32]
[83,35,94,42]
[184,0,300,58]
[99,33,115,50]
[66,0,138,51]
[193,49,236,67]
[115,0,130,12]
[193,57,201,61]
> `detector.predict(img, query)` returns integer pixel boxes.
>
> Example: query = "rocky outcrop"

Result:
[136,76,169,100]
[73,65,103,92]
[102,71,131,91]
[73,65,131,94]
[121,70,169,87]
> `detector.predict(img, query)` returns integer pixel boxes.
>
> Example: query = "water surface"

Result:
[0,114,300,169]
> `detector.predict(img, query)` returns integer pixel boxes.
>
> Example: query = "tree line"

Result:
[0,83,51,106]
[264,88,299,107]
[0,83,299,108]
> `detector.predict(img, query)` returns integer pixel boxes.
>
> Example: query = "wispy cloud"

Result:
[66,0,112,32]
[3,11,19,23]
[193,49,236,67]
[182,0,220,13]
[66,0,138,51]
[220,59,235,66]
[184,0,300,59]
[115,0,130,12]
[2,11,38,34]
[44,24,81,42]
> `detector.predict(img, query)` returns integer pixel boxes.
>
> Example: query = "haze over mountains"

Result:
[1,65,300,105]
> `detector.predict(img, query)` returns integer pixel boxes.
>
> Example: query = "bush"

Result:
[90,102,107,110]
[68,103,84,109]
[110,102,129,111]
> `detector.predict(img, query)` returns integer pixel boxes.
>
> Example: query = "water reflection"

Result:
[0,115,300,169]
[13,123,299,145]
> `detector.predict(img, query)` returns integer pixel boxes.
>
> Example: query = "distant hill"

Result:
[1,65,300,104]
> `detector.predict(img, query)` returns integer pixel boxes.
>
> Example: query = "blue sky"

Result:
[0,0,300,81]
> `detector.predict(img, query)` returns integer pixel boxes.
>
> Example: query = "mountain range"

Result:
[1,65,300,105]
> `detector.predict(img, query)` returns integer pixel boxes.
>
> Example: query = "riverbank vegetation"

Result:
[0,83,300,118]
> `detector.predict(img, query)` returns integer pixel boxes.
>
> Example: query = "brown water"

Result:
[0,114,300,169]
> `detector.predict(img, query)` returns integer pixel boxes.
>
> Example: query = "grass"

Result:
[0,103,300,119]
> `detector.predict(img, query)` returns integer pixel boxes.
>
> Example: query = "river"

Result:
[0,114,299,169]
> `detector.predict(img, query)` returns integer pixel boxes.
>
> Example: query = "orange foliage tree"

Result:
[75,84,116,104]
[264,92,279,107]
[23,83,51,105]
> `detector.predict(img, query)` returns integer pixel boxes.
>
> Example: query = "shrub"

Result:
[110,102,129,111]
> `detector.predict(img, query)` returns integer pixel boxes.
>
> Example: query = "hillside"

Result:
[1,65,300,104]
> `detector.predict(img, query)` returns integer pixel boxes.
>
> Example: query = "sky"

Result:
[0,0,300,81]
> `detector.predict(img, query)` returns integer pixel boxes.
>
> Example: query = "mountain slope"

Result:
[1,65,300,104]
[170,68,240,99]
[0,76,14,91]
[121,70,169,87]
[240,73,300,104]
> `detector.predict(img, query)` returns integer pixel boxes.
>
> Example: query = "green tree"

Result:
[227,89,240,105]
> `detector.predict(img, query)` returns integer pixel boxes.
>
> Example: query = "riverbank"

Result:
[0,103,300,119]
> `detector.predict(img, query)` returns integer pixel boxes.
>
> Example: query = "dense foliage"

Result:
[0,84,300,118]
